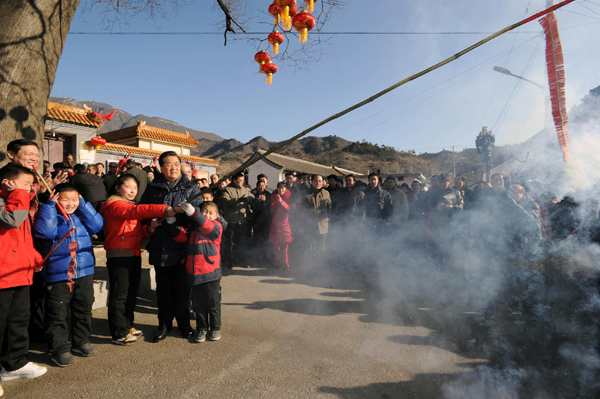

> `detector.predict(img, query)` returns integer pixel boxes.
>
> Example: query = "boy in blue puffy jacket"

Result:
[34,184,104,367]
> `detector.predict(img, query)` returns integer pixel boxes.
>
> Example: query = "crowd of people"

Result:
[0,138,596,397]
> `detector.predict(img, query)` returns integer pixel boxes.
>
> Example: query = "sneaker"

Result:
[194,330,207,343]
[130,327,143,337]
[208,330,221,341]
[52,352,75,367]
[71,343,96,357]
[112,333,137,346]
[0,362,48,381]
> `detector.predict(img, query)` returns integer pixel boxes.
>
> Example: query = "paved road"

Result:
[4,264,485,398]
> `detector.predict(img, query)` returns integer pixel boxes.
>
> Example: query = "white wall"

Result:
[247,158,284,191]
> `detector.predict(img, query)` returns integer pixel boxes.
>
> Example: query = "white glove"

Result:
[166,217,177,224]
[180,201,195,216]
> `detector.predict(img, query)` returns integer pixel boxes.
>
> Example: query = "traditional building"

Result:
[90,121,218,180]
[44,101,104,165]
[246,149,361,191]
[44,103,218,178]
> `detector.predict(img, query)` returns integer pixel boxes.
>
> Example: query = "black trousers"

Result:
[28,272,46,343]
[45,275,94,356]
[222,223,252,268]
[0,285,30,371]
[154,264,190,330]
[191,280,221,332]
[107,256,141,339]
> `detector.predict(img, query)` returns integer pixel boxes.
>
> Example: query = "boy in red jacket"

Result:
[0,164,47,384]
[179,201,227,343]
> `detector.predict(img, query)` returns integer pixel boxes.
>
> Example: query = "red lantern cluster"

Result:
[255,1,319,85]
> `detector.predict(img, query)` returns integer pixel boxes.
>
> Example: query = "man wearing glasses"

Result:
[140,151,201,342]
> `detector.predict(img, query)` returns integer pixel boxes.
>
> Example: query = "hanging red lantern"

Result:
[268,3,280,25]
[289,5,298,18]
[306,0,317,13]
[292,11,316,43]
[268,31,285,55]
[260,62,278,85]
[254,50,271,72]
[90,136,106,150]
[276,0,296,31]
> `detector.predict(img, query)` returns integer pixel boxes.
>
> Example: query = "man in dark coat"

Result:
[140,151,201,342]
[124,159,149,202]
[360,173,393,231]
[70,164,107,212]
[251,179,272,263]
[221,172,256,269]
[103,162,119,193]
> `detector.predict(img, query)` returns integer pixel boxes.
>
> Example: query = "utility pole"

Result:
[452,146,456,177]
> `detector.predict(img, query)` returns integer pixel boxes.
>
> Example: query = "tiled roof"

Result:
[98,143,218,165]
[250,150,362,176]
[46,102,104,128]
[101,121,200,147]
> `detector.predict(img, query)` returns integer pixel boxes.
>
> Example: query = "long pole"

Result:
[190,0,575,203]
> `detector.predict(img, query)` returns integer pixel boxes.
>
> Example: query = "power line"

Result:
[67,30,543,36]
[342,35,543,142]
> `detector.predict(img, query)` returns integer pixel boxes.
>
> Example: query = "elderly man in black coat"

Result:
[140,151,201,342]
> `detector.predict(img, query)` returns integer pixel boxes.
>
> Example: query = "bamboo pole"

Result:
[189,0,575,203]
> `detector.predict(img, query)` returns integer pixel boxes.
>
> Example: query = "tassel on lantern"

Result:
[273,43,279,54]
[284,12,292,30]
[266,73,273,85]
[307,0,315,12]
[299,28,308,43]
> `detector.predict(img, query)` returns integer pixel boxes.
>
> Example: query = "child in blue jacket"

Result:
[34,183,104,367]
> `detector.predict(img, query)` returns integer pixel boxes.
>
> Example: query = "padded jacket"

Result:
[0,189,43,289]
[185,209,227,286]
[34,198,104,283]
[140,173,201,267]
[101,195,170,258]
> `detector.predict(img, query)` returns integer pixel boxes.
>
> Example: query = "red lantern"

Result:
[255,50,271,66]
[289,5,298,18]
[276,0,296,31]
[260,62,278,85]
[90,136,106,150]
[306,0,317,13]
[268,31,285,55]
[292,11,316,43]
[254,50,271,72]
[268,3,279,25]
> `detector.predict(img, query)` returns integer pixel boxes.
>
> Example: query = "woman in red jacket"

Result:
[101,174,175,345]
[269,182,293,269]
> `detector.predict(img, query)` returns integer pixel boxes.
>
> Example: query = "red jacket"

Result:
[269,188,292,244]
[101,195,169,258]
[185,210,226,285]
[0,189,43,289]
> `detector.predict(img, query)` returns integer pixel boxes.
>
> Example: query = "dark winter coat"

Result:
[361,184,393,222]
[185,209,227,286]
[251,188,272,235]
[34,198,104,284]
[70,172,107,204]
[140,173,201,267]
[269,188,292,244]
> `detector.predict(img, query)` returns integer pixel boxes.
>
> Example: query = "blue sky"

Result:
[51,0,600,153]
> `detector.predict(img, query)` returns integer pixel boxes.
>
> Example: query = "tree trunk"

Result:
[0,0,81,167]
